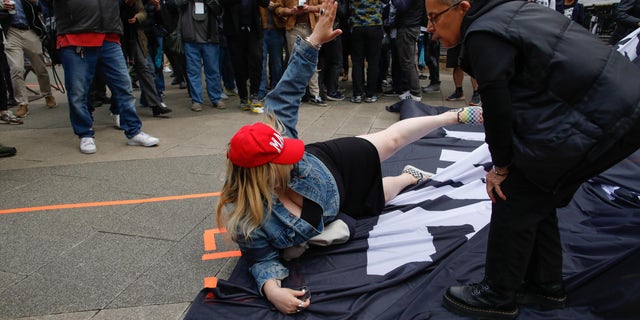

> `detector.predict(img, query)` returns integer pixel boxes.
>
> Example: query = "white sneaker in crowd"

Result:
[80,137,97,154]
[110,113,121,129]
[127,132,160,147]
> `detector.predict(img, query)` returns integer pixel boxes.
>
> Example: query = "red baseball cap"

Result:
[227,122,305,168]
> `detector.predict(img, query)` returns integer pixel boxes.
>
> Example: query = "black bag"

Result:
[165,30,183,56]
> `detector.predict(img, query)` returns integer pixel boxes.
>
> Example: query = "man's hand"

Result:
[486,168,508,203]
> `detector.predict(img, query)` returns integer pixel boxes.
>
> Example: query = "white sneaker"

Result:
[80,137,97,154]
[127,132,159,147]
[398,91,422,101]
[110,113,121,129]
[221,92,229,100]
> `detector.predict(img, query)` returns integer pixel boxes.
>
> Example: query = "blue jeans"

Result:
[258,29,285,99]
[60,42,142,139]
[184,41,222,104]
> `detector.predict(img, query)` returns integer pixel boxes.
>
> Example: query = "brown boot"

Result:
[15,103,29,118]
[45,95,57,108]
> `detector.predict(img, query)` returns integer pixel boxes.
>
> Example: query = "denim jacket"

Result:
[234,37,341,293]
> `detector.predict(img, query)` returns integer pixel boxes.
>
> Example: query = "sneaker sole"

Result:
[326,96,344,101]
[127,140,159,147]
[446,97,465,101]
[442,292,519,320]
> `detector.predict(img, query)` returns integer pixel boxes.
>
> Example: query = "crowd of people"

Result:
[2,1,640,320]
[1,0,637,156]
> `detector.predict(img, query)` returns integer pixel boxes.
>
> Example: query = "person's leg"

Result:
[396,26,421,97]
[202,42,222,104]
[184,42,204,104]
[425,34,441,87]
[324,36,342,95]
[381,173,421,202]
[248,31,264,97]
[23,30,53,96]
[485,167,558,292]
[5,29,28,106]
[364,26,383,98]
[132,43,163,108]
[259,31,270,99]
[98,41,143,139]
[60,46,99,138]
[453,68,464,91]
[350,27,365,98]
[269,30,285,86]
[358,111,458,162]
[228,34,249,101]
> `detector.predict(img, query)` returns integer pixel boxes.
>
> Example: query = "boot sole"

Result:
[516,293,566,310]
[442,292,519,320]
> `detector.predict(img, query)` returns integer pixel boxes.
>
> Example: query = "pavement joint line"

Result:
[0,192,221,215]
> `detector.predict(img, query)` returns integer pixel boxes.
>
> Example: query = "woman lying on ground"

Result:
[215,0,483,314]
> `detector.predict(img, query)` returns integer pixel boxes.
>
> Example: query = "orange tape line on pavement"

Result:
[204,277,219,289]
[202,250,242,261]
[204,228,229,251]
[0,192,221,215]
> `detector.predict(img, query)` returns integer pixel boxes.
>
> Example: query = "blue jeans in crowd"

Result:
[60,41,142,139]
[258,29,285,99]
[184,41,222,104]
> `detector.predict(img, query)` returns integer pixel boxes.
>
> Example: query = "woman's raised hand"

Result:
[308,0,342,46]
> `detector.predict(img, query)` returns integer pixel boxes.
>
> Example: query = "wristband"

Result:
[304,36,322,50]
[493,166,509,176]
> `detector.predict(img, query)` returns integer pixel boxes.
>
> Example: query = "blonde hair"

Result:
[216,113,294,241]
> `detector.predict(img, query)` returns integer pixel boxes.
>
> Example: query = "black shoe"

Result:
[179,81,187,89]
[152,104,173,117]
[0,145,17,158]
[7,98,18,107]
[171,78,180,85]
[350,95,362,103]
[442,280,518,320]
[364,95,378,103]
[516,282,566,310]
[383,89,402,97]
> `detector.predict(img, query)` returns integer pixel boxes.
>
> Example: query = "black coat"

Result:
[460,0,640,192]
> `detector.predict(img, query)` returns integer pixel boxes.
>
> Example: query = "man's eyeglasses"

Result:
[428,1,462,27]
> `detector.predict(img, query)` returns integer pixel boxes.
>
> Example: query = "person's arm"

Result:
[237,233,308,314]
[464,32,517,201]
[264,0,342,138]
[615,0,640,28]
[465,32,516,169]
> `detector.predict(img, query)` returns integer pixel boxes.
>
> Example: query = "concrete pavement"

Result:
[0,64,477,320]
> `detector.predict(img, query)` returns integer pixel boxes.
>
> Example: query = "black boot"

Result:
[516,282,566,310]
[151,104,172,117]
[442,280,518,320]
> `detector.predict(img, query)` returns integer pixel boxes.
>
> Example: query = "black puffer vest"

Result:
[461,0,640,191]
[54,0,123,35]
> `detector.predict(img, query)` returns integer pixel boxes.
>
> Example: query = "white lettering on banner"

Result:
[269,133,285,154]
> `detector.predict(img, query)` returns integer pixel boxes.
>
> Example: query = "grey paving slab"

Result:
[0,271,24,294]
[0,232,174,318]
[92,303,190,320]
[107,216,235,309]
[0,212,95,275]
[9,310,98,320]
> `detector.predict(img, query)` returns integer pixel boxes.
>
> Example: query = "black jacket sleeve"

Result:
[464,32,518,167]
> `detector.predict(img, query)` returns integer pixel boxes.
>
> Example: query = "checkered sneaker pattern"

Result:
[403,165,435,184]
[454,107,483,125]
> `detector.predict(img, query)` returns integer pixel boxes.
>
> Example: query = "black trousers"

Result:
[486,119,640,291]
[228,30,263,100]
[425,33,440,84]
[350,25,383,97]
[320,35,342,95]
